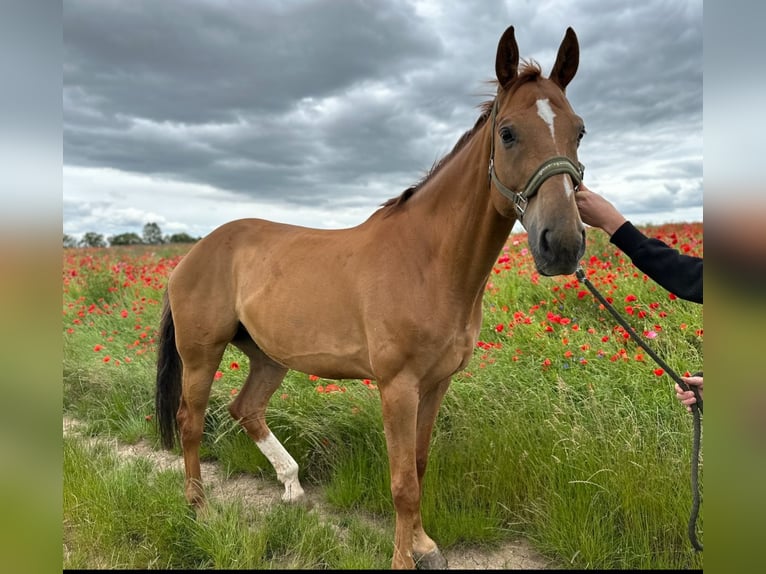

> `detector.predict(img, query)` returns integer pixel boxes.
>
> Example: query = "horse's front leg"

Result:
[411,377,451,569]
[379,373,422,569]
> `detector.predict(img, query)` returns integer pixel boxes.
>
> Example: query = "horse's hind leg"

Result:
[229,340,305,502]
[176,342,228,508]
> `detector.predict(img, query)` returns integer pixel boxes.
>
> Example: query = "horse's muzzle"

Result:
[531,226,586,276]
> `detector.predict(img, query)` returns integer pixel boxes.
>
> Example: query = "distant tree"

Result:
[79,232,106,248]
[143,222,164,245]
[63,234,77,248]
[109,232,144,246]
[166,232,199,244]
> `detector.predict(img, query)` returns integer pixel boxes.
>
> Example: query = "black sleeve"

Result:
[609,221,703,303]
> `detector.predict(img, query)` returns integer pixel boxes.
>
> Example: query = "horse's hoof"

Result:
[413,548,448,570]
[281,481,306,504]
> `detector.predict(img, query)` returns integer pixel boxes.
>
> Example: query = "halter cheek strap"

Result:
[488,99,585,222]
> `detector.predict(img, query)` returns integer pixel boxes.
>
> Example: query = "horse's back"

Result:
[168,218,375,376]
[169,218,286,297]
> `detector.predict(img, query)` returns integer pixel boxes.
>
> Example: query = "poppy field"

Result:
[63,222,703,569]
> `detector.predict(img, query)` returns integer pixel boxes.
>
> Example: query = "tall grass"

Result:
[63,225,703,569]
[63,437,391,569]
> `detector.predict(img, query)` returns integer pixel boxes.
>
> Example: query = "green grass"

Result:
[63,437,392,569]
[62,226,704,569]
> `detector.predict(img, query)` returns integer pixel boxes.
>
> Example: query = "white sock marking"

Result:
[536,98,556,140]
[256,431,305,502]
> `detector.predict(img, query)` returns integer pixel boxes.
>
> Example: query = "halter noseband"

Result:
[488,99,585,222]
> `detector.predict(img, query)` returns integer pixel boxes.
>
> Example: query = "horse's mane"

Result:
[380,60,542,211]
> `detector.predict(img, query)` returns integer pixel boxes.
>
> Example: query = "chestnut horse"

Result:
[156,26,586,569]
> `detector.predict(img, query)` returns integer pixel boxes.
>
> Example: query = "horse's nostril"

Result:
[540,229,551,253]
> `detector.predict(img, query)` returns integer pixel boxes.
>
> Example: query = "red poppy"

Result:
[361,379,377,389]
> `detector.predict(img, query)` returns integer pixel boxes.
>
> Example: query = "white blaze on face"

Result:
[537,97,574,199]
[563,176,575,199]
[536,98,556,141]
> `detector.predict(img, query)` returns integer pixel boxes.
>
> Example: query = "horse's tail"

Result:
[155,290,182,450]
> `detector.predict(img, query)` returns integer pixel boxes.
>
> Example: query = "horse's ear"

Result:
[495,26,519,88]
[550,27,579,91]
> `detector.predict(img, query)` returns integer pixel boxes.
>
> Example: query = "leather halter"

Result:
[488,99,585,222]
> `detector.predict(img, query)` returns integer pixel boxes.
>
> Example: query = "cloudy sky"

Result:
[63,0,702,241]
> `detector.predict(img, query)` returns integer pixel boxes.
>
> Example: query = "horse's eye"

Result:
[499,127,516,146]
[577,127,586,147]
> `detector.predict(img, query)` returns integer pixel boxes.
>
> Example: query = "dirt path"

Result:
[63,418,554,570]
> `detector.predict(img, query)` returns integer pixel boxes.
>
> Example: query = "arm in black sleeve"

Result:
[609,221,703,303]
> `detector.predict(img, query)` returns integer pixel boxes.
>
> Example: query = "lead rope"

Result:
[575,267,703,552]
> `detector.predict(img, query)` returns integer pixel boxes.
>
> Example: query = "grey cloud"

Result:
[63,0,702,238]
[570,2,702,133]
[64,0,442,121]
[64,0,450,206]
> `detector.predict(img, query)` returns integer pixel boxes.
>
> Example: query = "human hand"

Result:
[675,375,703,412]
[575,183,627,236]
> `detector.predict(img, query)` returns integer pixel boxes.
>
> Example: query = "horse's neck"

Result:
[400,121,516,298]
